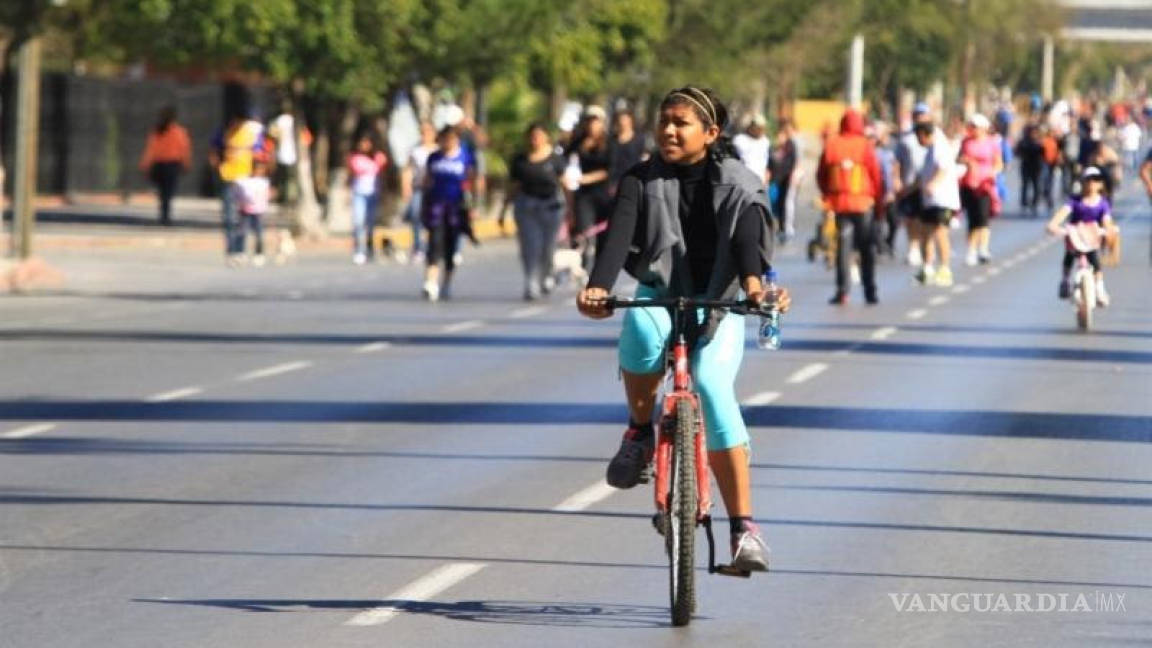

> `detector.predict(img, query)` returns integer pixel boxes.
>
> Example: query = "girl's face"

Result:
[1084,178,1103,196]
[440,132,459,151]
[585,117,605,139]
[657,103,717,164]
[357,137,372,153]
[528,127,550,151]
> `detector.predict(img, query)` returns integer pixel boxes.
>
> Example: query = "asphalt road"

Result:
[1,177,1150,647]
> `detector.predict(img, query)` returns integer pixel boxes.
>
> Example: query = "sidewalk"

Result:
[3,193,514,254]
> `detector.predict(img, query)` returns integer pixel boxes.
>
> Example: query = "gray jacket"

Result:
[624,155,774,339]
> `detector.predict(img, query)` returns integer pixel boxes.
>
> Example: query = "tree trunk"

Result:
[287,86,325,240]
[324,101,360,235]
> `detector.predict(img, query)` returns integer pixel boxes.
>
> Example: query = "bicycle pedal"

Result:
[713,564,752,578]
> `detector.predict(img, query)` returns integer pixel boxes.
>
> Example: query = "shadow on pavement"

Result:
[2,543,1146,591]
[3,437,1150,487]
[787,321,1152,341]
[1,494,1150,543]
[134,597,672,628]
[4,328,1151,363]
[0,401,1148,442]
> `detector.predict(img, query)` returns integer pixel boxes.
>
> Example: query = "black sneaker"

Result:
[730,520,771,572]
[606,427,654,489]
[1058,278,1071,300]
[829,293,848,306]
[865,291,879,305]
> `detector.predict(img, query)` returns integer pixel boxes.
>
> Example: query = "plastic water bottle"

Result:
[756,269,782,350]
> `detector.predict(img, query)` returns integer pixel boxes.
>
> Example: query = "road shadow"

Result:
[4,328,1151,364]
[134,598,672,628]
[1,401,1148,443]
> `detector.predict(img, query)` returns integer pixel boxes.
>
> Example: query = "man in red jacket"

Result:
[818,109,884,304]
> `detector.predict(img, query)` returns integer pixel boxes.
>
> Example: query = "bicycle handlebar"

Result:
[603,296,776,316]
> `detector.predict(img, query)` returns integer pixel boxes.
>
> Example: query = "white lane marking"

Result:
[145,386,203,402]
[971,276,987,285]
[510,305,548,319]
[356,341,392,354]
[1002,259,1016,269]
[286,290,305,300]
[237,361,313,382]
[742,390,782,406]
[345,563,487,627]
[441,320,484,333]
[928,295,950,306]
[553,480,617,512]
[906,308,928,320]
[832,343,862,357]
[870,326,898,341]
[786,362,828,385]
[987,267,1002,276]
[951,284,971,294]
[2,423,56,439]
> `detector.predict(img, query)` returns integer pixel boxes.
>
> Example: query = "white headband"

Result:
[671,89,717,126]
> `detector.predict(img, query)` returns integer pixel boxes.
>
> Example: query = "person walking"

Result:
[508,123,567,300]
[233,157,272,266]
[958,114,1003,266]
[608,109,648,196]
[346,133,388,265]
[1016,117,1045,216]
[767,119,799,243]
[817,109,883,305]
[733,113,771,188]
[910,120,961,287]
[568,106,612,271]
[138,106,191,226]
[209,110,266,266]
[421,126,476,301]
[399,121,437,264]
[268,100,299,204]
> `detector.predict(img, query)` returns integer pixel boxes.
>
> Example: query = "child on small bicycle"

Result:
[1045,166,1117,306]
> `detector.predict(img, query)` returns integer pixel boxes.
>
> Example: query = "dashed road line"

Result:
[356,341,393,354]
[987,267,1002,276]
[510,305,548,319]
[951,284,971,294]
[442,320,485,333]
[345,563,487,627]
[237,361,313,382]
[787,362,828,385]
[286,290,305,300]
[906,308,928,320]
[870,326,898,341]
[145,386,203,402]
[553,480,617,512]
[971,276,987,285]
[2,423,57,439]
[742,390,782,406]
[928,295,950,306]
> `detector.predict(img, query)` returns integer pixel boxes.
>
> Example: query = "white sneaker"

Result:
[965,250,979,266]
[452,252,463,267]
[422,280,440,302]
[915,264,935,285]
[353,253,367,265]
[907,247,923,267]
[1096,280,1110,307]
[252,254,267,267]
[393,250,409,265]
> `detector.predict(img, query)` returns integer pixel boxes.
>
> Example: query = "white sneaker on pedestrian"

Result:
[252,254,267,267]
[907,247,923,267]
[965,250,979,266]
[915,264,935,285]
[422,280,440,302]
[1096,279,1110,307]
[393,250,409,265]
[353,253,367,265]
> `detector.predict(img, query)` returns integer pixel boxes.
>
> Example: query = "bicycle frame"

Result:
[607,295,764,579]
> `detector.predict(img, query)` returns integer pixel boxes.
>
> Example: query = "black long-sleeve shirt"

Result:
[589,158,768,293]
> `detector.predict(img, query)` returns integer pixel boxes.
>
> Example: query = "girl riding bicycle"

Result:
[1046,166,1117,306]
[577,87,792,572]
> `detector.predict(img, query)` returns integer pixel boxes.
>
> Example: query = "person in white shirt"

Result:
[400,121,437,263]
[1120,120,1143,173]
[732,114,770,187]
[233,158,272,266]
[269,104,298,203]
[910,120,960,287]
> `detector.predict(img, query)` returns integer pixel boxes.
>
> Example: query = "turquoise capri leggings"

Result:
[618,284,749,451]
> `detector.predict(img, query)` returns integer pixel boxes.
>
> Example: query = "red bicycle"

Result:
[605,295,769,627]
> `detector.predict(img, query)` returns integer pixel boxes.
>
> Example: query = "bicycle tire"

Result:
[1077,271,1094,331]
[668,398,698,627]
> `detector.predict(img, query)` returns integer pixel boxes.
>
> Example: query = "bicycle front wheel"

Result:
[667,397,699,627]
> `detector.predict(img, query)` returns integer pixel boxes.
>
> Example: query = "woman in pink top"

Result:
[347,133,388,265]
[957,113,1003,265]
